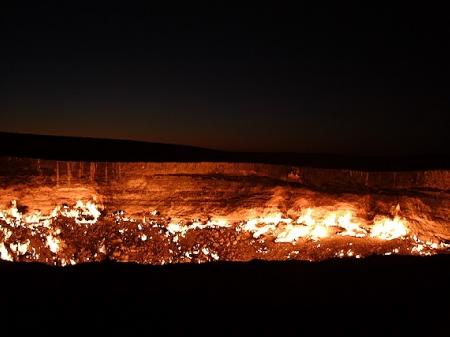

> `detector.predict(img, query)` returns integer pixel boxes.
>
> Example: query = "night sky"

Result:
[1,3,449,155]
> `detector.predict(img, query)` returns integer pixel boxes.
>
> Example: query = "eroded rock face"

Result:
[0,157,448,222]
[0,157,449,265]
[1,157,450,190]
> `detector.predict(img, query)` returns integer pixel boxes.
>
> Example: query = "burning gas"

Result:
[241,207,408,242]
[0,199,448,265]
[0,199,101,227]
[1,200,409,241]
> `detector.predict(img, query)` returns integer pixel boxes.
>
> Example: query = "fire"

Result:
[59,200,102,224]
[0,242,13,261]
[370,216,408,240]
[274,209,337,242]
[335,212,367,238]
[310,224,329,240]
[247,208,370,243]
[0,198,446,265]
[9,240,30,255]
[0,200,22,226]
[275,224,311,242]
[167,219,230,237]
[0,199,102,229]
[0,200,411,244]
[46,235,60,253]
[242,213,292,238]
[297,208,315,226]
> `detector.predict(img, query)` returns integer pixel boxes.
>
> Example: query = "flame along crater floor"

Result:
[1,200,448,265]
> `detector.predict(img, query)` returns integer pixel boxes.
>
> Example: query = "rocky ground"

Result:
[1,209,448,266]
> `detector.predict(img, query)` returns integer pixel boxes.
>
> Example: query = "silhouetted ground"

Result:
[1,255,449,336]
[1,131,449,170]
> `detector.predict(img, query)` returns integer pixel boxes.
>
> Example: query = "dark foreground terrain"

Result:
[1,256,449,336]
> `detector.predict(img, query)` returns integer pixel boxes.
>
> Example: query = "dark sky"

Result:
[1,3,449,154]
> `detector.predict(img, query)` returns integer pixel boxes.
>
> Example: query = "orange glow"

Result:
[0,198,447,265]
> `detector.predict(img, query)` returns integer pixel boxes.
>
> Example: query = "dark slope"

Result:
[1,131,449,170]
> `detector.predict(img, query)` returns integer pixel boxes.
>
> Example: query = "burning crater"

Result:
[1,157,449,265]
